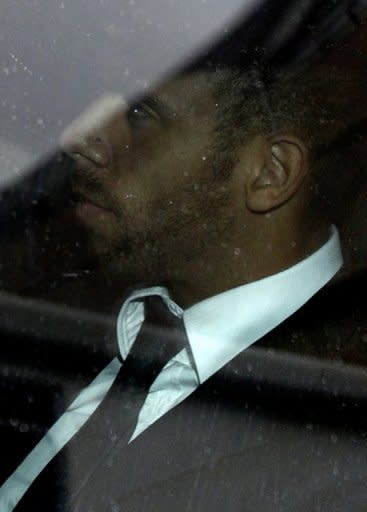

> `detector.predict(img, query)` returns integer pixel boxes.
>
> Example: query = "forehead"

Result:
[154,71,217,116]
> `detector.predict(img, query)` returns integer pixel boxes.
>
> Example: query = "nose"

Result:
[60,93,126,168]
[66,134,111,168]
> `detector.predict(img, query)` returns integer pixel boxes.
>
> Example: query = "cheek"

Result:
[149,182,231,240]
[110,139,230,234]
[130,127,208,182]
[111,169,151,220]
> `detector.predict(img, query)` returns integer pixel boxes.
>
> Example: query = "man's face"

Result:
[62,72,242,288]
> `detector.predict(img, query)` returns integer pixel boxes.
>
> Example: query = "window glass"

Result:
[1,2,367,511]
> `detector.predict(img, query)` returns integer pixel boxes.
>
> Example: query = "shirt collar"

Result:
[183,225,343,383]
[117,226,343,384]
[117,286,183,361]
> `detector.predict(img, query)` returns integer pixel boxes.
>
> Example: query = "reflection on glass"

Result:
[1,5,367,512]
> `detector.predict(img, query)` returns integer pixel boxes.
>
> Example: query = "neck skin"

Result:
[169,192,330,308]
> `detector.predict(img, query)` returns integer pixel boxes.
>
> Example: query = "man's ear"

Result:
[245,134,309,213]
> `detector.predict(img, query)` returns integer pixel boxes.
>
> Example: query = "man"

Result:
[1,55,366,510]
[60,67,347,303]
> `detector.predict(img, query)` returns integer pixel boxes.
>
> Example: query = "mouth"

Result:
[72,189,115,221]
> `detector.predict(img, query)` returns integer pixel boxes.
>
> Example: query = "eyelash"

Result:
[127,103,159,124]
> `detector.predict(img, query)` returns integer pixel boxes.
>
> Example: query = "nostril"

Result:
[61,133,111,168]
[73,136,111,167]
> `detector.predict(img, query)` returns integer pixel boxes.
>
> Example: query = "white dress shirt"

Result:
[0,226,343,511]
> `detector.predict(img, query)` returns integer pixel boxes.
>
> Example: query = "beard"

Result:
[71,147,236,289]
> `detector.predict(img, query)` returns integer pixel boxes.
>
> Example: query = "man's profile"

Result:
[1,38,367,512]
[59,65,355,307]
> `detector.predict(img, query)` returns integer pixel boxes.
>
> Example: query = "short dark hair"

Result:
[209,61,367,223]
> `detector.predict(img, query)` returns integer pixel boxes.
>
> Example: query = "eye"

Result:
[126,102,160,125]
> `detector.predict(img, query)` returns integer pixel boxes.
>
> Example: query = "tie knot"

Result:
[117,287,183,361]
[117,294,189,390]
[144,295,183,330]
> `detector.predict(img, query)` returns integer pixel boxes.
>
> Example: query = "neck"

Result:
[169,216,330,308]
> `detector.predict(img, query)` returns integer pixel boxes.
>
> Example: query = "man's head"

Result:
[61,62,364,306]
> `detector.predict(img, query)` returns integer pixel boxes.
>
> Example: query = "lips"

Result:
[72,188,114,221]
[76,199,111,218]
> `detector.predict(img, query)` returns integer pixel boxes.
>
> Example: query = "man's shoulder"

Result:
[255,270,367,363]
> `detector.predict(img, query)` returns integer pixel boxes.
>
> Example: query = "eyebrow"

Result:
[130,93,177,121]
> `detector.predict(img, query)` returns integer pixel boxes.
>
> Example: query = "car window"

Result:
[1,2,367,511]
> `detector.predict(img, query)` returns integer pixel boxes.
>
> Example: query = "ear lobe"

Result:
[246,135,308,213]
